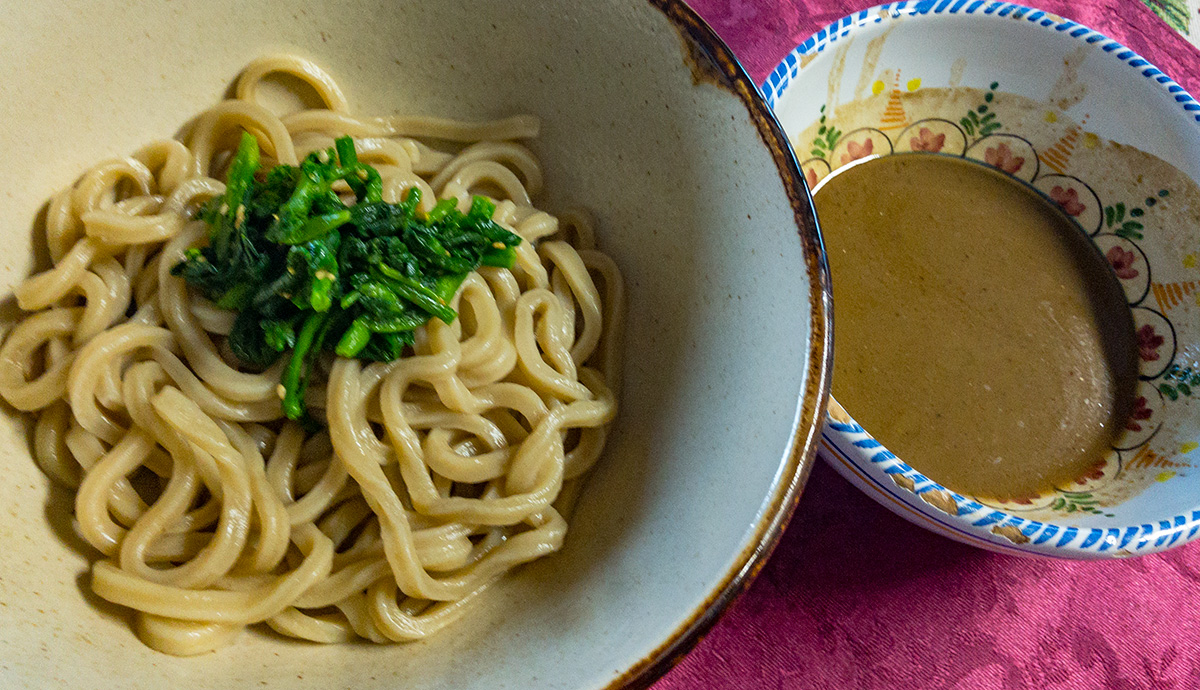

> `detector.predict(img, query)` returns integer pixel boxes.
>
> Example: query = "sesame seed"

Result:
[492,242,506,249]
[276,384,286,399]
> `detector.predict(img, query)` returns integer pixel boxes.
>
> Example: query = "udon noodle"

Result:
[0,55,622,655]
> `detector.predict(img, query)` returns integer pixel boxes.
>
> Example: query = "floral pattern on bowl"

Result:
[764,2,1200,558]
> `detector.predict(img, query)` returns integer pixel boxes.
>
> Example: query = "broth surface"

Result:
[816,153,1138,500]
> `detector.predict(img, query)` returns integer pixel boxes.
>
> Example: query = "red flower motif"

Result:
[1075,462,1106,485]
[840,138,874,165]
[1126,395,1152,432]
[1049,185,1086,216]
[805,167,818,189]
[1137,323,1165,362]
[909,127,945,153]
[984,142,1025,174]
[1107,246,1139,280]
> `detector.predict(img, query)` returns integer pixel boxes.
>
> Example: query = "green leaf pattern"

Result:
[1159,364,1200,401]
[960,82,1002,140]
[1142,0,1189,34]
[1105,190,1168,241]
[810,104,842,159]
[1050,491,1115,518]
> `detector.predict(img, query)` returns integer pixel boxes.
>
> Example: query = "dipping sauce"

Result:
[815,153,1138,500]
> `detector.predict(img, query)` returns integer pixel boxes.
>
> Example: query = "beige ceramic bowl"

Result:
[0,1,830,688]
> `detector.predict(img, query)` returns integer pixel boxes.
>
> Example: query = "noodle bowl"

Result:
[0,55,623,656]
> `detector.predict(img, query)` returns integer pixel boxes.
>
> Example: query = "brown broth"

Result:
[815,153,1138,500]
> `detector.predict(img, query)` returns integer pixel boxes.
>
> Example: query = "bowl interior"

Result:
[767,5,1200,554]
[0,2,825,687]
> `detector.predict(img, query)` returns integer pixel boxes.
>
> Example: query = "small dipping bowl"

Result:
[765,3,1200,558]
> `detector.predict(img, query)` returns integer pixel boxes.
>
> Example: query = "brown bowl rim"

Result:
[606,2,833,688]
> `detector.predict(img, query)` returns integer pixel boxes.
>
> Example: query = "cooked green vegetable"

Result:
[171,131,523,423]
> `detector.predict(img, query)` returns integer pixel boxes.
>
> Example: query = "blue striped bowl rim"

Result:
[762,1,1200,557]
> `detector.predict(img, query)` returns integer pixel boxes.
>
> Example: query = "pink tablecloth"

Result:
[654,2,1200,688]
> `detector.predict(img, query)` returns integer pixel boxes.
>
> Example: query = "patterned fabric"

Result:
[654,465,1200,688]
[652,2,1200,688]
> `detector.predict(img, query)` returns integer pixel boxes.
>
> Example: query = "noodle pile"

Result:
[0,55,622,655]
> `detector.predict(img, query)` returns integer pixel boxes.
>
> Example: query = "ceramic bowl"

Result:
[765,2,1200,559]
[0,2,830,687]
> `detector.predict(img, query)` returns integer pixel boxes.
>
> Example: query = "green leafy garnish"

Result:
[172,131,522,423]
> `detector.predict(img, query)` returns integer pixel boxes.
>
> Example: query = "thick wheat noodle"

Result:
[281,109,540,142]
[442,160,533,206]
[72,158,154,215]
[0,54,623,656]
[235,55,350,114]
[46,188,84,263]
[429,141,544,196]
[131,139,199,194]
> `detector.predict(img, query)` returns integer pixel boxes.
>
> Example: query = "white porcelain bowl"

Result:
[765,2,1200,558]
[0,2,830,687]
